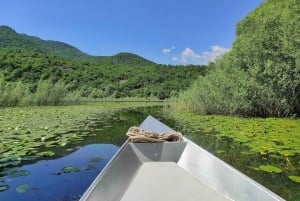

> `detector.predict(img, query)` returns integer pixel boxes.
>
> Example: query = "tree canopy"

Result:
[0,26,207,106]
[177,0,300,117]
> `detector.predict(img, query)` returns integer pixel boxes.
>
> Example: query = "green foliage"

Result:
[175,54,250,115]
[0,76,32,106]
[175,0,300,117]
[0,75,67,106]
[0,47,206,106]
[0,26,208,105]
[233,0,300,116]
[34,80,68,106]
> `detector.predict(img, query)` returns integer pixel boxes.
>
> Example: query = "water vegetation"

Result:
[165,110,300,199]
[168,111,300,157]
[0,185,9,192]
[16,184,29,193]
[288,175,300,183]
[0,102,162,172]
[257,165,282,173]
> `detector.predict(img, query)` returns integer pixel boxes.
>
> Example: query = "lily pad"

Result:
[62,166,80,173]
[0,160,21,168]
[0,185,9,192]
[216,150,225,154]
[1,169,30,178]
[288,175,300,184]
[38,151,55,157]
[89,157,103,162]
[258,165,282,173]
[16,184,29,193]
[83,164,98,171]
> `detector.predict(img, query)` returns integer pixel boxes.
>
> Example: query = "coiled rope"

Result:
[126,126,183,143]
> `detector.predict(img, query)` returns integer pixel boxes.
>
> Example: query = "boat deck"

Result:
[120,162,232,201]
[79,116,284,201]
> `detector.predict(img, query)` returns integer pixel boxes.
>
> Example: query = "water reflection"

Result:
[0,106,163,201]
[0,144,118,201]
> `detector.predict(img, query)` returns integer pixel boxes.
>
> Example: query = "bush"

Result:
[35,80,68,106]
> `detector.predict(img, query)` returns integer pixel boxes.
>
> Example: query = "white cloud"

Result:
[202,45,230,61]
[172,57,178,61]
[162,46,175,54]
[181,48,201,62]
[178,45,230,64]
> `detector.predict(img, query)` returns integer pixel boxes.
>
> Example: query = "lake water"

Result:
[0,106,164,201]
[0,106,299,200]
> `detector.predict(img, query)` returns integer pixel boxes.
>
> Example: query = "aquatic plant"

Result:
[0,102,162,171]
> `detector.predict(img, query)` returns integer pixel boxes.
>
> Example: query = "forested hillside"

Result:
[176,0,300,117]
[0,26,207,106]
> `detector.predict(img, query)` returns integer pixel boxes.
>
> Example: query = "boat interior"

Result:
[79,116,284,201]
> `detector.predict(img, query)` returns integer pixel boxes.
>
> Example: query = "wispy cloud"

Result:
[162,46,175,54]
[176,45,230,64]
[181,48,201,63]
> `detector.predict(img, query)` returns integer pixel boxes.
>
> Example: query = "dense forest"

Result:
[0,26,207,106]
[176,0,300,117]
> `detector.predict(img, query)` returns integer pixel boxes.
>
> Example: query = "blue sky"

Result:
[0,0,265,64]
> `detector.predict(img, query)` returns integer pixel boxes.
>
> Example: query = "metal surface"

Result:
[120,162,232,201]
[80,115,285,201]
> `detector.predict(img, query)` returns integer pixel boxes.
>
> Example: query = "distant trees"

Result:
[176,0,300,117]
[0,48,208,106]
[0,25,210,106]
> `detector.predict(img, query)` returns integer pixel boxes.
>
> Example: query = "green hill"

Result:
[0,26,207,106]
[0,25,156,65]
[0,25,87,58]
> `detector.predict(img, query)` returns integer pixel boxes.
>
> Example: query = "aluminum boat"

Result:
[80,115,284,201]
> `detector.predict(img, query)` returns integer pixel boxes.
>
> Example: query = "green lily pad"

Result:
[1,169,30,178]
[38,151,55,157]
[258,165,282,173]
[216,150,225,154]
[16,184,29,193]
[0,185,9,192]
[288,176,300,183]
[59,142,67,147]
[83,164,98,171]
[89,157,103,162]
[0,161,21,168]
[62,166,80,173]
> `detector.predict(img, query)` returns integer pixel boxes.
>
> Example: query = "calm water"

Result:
[0,106,299,200]
[0,106,163,201]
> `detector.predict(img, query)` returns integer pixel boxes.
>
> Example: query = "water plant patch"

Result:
[0,102,161,171]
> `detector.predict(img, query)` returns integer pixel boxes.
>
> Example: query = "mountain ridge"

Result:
[0,25,155,66]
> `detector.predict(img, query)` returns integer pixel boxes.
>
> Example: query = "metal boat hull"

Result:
[80,116,284,201]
